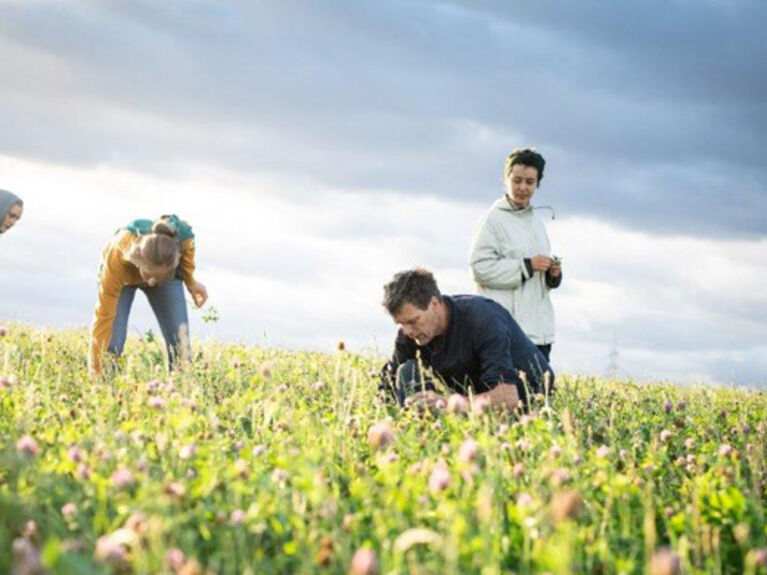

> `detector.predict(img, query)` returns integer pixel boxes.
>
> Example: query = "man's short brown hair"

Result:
[382,267,441,316]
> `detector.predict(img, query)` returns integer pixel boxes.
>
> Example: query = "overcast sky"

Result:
[1,0,765,386]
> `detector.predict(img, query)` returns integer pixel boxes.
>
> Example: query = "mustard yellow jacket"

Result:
[89,230,196,373]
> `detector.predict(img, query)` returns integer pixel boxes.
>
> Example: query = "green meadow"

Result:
[1,324,766,574]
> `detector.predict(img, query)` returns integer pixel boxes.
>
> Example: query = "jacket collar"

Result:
[494,194,533,214]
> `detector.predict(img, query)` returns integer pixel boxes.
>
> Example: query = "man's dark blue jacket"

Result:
[382,295,554,403]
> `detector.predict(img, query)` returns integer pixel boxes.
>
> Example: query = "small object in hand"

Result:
[551,255,562,266]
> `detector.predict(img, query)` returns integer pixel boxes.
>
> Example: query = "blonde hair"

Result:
[126,220,181,272]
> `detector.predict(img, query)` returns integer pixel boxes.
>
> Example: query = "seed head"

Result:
[428,461,451,493]
[16,436,39,457]
[349,548,379,575]
[550,489,584,523]
[148,396,166,409]
[367,421,395,450]
[649,548,681,575]
[61,502,78,521]
[458,439,480,464]
[111,467,135,488]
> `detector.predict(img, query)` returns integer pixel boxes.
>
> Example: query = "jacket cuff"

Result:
[546,270,563,288]
[522,258,534,282]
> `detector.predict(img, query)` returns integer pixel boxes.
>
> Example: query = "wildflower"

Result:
[250,444,266,457]
[16,436,39,457]
[271,468,289,483]
[235,459,249,478]
[664,400,673,414]
[644,463,656,474]
[596,445,610,459]
[136,457,149,472]
[0,325,7,336]
[719,444,733,457]
[94,528,136,565]
[61,503,78,521]
[76,463,91,480]
[367,421,395,450]
[649,548,681,575]
[550,467,571,487]
[164,482,186,498]
[428,461,451,493]
[230,509,245,525]
[179,443,197,460]
[684,437,695,450]
[660,429,673,443]
[111,467,135,488]
[148,396,166,409]
[146,380,161,393]
[517,492,533,508]
[549,444,562,458]
[337,340,346,351]
[432,420,443,431]
[312,381,325,391]
[276,384,288,393]
[11,537,43,575]
[512,463,525,478]
[749,549,767,568]
[165,547,186,572]
[676,399,686,411]
[233,440,244,452]
[446,393,469,414]
[342,514,355,531]
[516,439,532,452]
[458,439,480,463]
[0,375,10,389]
[349,548,379,575]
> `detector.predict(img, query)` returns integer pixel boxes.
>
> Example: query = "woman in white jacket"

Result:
[469,148,562,362]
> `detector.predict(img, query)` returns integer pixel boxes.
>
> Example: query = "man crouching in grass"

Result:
[380,267,553,411]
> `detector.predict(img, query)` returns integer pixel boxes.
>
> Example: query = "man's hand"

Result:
[476,383,520,411]
[530,255,552,272]
[405,390,446,411]
[189,281,208,308]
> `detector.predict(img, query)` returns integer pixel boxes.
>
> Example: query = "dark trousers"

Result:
[536,344,552,363]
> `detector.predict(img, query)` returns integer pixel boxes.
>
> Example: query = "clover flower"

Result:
[17,436,39,457]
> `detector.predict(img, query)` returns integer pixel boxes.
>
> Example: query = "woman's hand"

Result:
[189,281,208,308]
[530,255,552,272]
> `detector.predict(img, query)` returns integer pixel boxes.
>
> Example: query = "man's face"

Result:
[507,163,539,208]
[393,297,442,346]
[0,203,23,233]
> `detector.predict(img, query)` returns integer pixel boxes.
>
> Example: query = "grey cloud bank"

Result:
[1,0,765,237]
[1,2,766,386]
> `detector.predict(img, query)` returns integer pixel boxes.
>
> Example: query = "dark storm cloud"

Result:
[0,0,765,237]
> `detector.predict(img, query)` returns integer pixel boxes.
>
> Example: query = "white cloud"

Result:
[2,156,765,387]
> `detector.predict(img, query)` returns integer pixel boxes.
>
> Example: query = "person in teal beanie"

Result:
[0,189,23,235]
